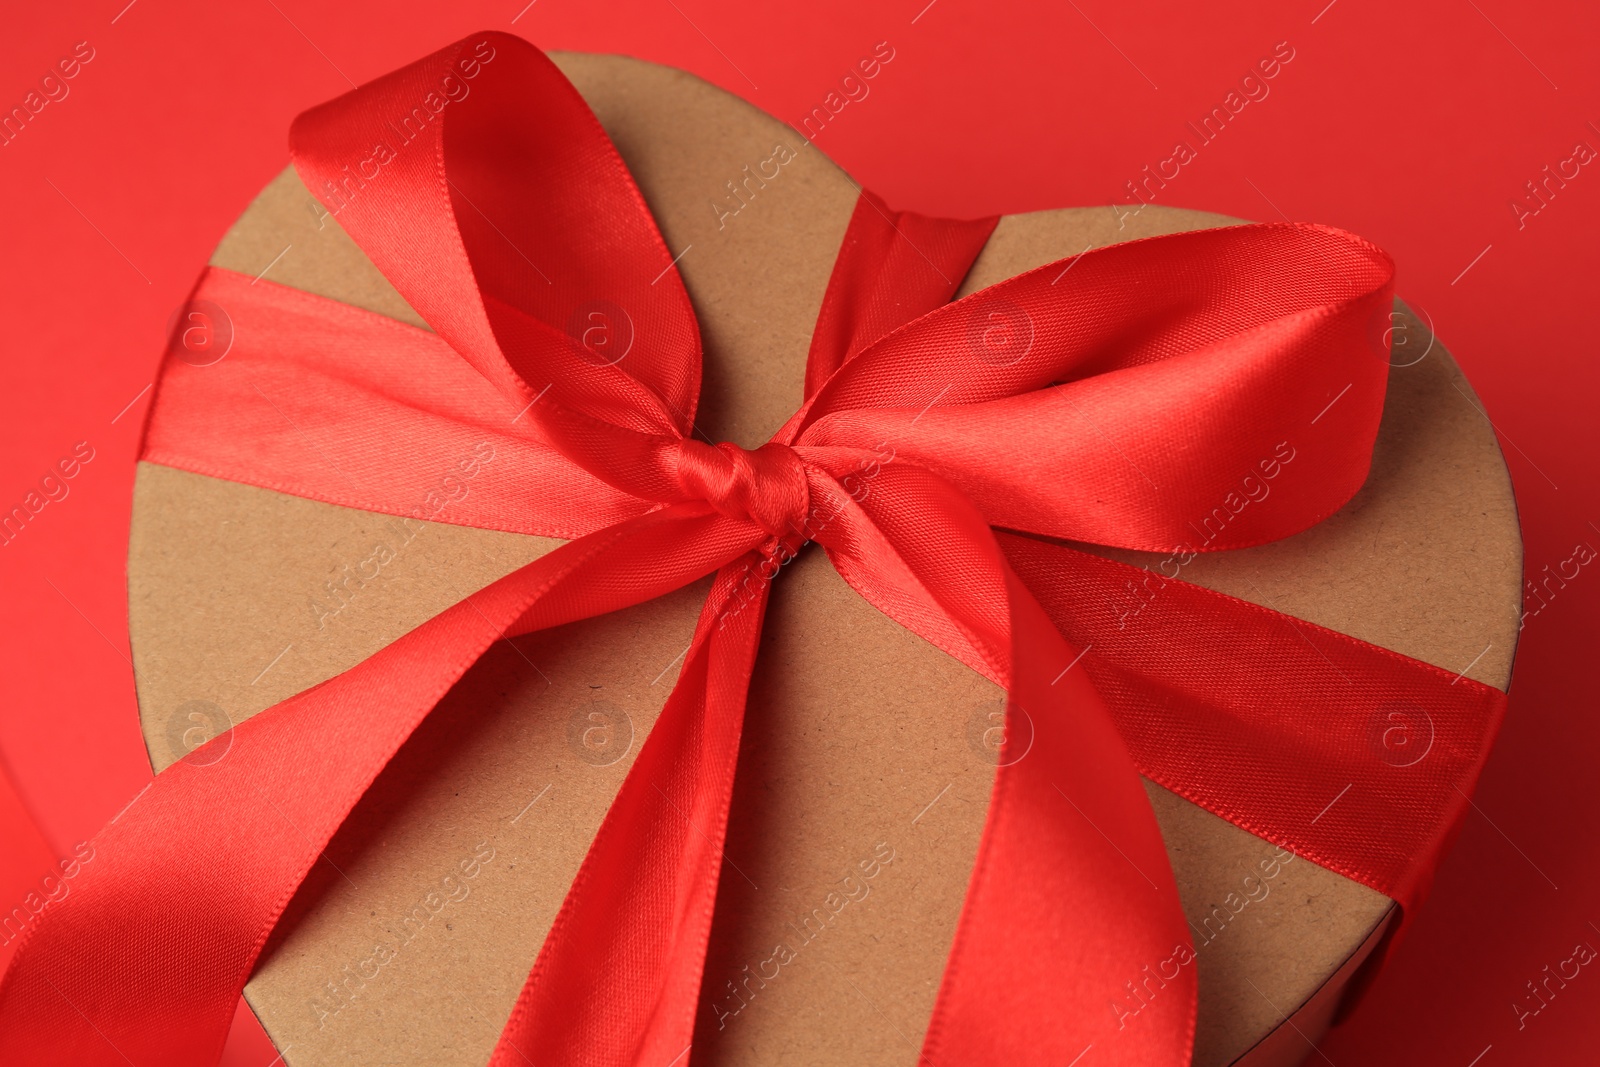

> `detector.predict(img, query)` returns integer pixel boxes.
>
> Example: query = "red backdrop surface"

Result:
[0,1,1594,1064]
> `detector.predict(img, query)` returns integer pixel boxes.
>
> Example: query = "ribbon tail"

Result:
[491,558,771,1066]
[809,464,1197,1065]
[0,508,758,1066]
[924,561,1198,1065]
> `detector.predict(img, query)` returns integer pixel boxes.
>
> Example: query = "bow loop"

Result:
[290,32,703,435]
[795,223,1395,552]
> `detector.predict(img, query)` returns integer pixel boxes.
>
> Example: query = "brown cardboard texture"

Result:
[128,49,1522,1067]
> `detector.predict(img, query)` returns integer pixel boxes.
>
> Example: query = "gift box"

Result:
[0,31,1519,1067]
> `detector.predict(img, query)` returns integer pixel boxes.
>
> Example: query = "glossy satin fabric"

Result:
[0,31,1506,1067]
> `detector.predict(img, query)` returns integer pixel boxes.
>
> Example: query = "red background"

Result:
[1,1,1595,1063]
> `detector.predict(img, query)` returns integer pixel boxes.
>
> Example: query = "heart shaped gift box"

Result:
[72,31,1520,1067]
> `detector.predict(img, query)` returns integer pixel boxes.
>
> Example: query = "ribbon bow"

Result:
[0,32,1506,1067]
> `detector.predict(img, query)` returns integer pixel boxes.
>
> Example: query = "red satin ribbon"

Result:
[0,32,1506,1067]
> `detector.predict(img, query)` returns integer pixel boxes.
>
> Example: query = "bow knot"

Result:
[670,438,810,543]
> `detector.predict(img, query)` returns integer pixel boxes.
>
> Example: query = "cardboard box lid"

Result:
[128,48,1521,1067]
